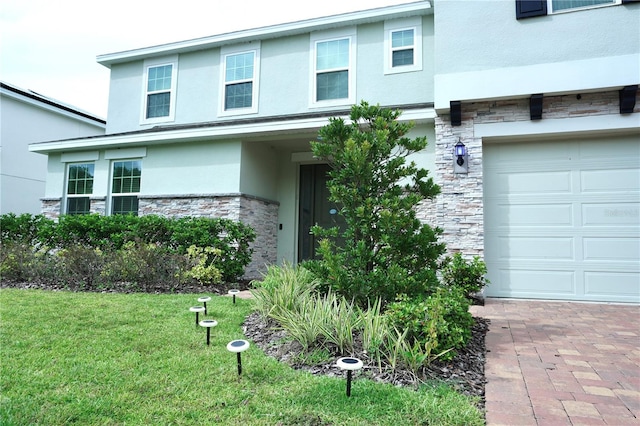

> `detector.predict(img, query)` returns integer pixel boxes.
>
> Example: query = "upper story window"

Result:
[111,160,142,216]
[220,43,260,116]
[142,56,178,124]
[65,163,94,215]
[384,17,422,74]
[310,28,356,107]
[516,0,621,18]
[551,0,618,12]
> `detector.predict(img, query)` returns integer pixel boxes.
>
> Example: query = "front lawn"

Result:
[0,289,483,425]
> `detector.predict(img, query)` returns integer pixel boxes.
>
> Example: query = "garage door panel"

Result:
[496,269,576,295]
[484,141,573,164]
[583,237,640,262]
[497,204,574,227]
[582,203,640,227]
[494,171,572,195]
[584,272,640,299]
[499,237,574,260]
[581,168,640,193]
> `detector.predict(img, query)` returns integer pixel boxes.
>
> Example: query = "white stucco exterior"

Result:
[0,82,105,214]
[28,1,639,299]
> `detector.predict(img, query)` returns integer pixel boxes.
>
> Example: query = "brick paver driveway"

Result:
[471,299,640,425]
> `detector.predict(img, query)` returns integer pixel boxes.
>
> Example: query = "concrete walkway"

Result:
[471,299,640,425]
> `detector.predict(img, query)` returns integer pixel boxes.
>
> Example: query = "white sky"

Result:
[1,0,416,118]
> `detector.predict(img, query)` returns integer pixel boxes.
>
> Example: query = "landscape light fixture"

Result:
[199,319,218,346]
[228,289,240,304]
[227,340,250,376]
[189,306,205,327]
[336,357,363,397]
[197,296,211,315]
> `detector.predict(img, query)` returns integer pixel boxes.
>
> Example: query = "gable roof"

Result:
[1,81,106,125]
[97,1,432,68]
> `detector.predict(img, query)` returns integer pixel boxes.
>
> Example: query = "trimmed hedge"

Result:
[0,213,256,284]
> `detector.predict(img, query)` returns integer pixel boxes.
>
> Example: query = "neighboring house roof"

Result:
[0,81,106,125]
[97,1,432,67]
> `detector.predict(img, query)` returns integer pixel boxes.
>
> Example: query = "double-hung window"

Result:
[66,163,94,215]
[551,0,618,12]
[220,43,260,116]
[384,18,422,74]
[516,0,622,18]
[111,160,142,216]
[310,29,356,106]
[142,56,177,123]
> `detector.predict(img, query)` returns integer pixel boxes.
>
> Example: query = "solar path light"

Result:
[199,319,218,346]
[226,340,250,376]
[336,357,363,397]
[197,296,211,315]
[228,289,240,304]
[189,306,205,327]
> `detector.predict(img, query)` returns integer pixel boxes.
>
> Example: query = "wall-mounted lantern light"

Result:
[454,140,468,174]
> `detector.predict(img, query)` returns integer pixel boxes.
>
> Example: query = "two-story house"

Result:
[28,2,437,279]
[29,1,639,302]
[1,82,105,214]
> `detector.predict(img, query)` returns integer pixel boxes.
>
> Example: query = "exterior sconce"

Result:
[454,140,468,174]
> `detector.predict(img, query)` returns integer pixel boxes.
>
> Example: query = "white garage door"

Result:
[483,135,640,303]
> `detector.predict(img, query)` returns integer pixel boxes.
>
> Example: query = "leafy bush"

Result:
[0,242,35,282]
[55,246,106,290]
[385,287,473,360]
[0,213,51,246]
[181,245,223,285]
[0,213,256,284]
[308,101,444,307]
[168,217,255,282]
[440,253,489,299]
[100,240,189,290]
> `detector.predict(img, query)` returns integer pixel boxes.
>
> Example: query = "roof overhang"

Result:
[97,2,432,68]
[29,105,436,154]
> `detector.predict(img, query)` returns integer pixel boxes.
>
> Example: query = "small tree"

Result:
[308,101,445,307]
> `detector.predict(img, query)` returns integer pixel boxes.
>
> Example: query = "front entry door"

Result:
[298,164,346,261]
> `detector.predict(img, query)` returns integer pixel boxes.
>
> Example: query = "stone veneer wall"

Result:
[41,197,107,220]
[430,90,636,258]
[139,194,279,279]
[40,194,278,280]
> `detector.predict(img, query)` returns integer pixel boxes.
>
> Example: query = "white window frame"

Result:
[108,158,142,216]
[64,162,95,215]
[384,17,422,75]
[141,55,178,125]
[219,43,261,117]
[547,0,620,14]
[309,28,356,108]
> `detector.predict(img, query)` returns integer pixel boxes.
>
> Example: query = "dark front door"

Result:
[298,164,346,261]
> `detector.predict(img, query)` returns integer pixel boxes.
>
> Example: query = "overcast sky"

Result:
[1,0,416,118]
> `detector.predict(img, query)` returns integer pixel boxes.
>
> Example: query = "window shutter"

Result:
[516,0,548,19]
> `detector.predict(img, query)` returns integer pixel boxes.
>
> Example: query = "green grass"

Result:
[0,289,483,425]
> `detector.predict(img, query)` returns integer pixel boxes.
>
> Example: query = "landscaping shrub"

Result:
[168,217,255,282]
[181,245,223,285]
[100,240,189,290]
[0,213,256,286]
[440,252,490,300]
[0,213,50,246]
[307,101,445,307]
[385,287,473,360]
